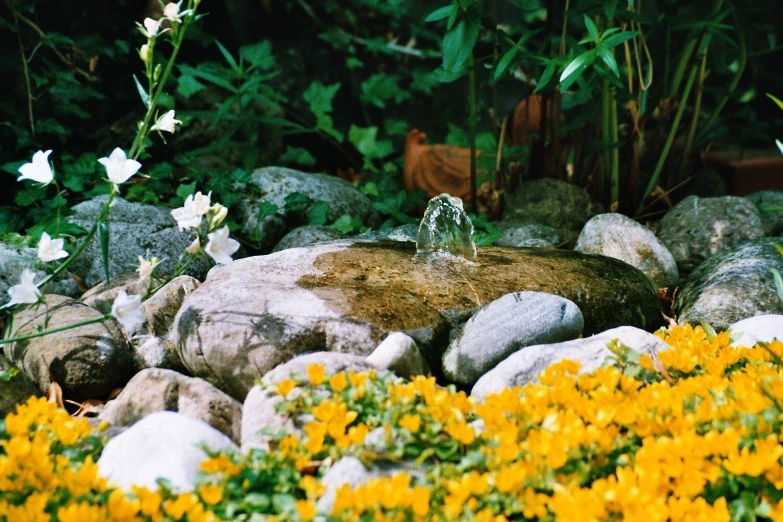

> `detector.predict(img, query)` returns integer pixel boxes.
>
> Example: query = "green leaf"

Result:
[15,186,47,207]
[284,192,312,213]
[330,214,362,234]
[584,15,599,40]
[772,268,783,305]
[177,74,206,99]
[240,40,275,70]
[494,45,520,81]
[598,47,620,77]
[767,93,783,111]
[303,82,343,141]
[560,51,596,91]
[307,201,330,225]
[425,5,454,22]
[258,201,279,220]
[278,146,316,167]
[349,125,395,170]
[534,62,558,93]
[98,222,110,283]
[242,493,270,510]
[176,182,197,200]
[360,74,410,109]
[602,31,639,49]
[133,75,150,106]
[441,16,481,79]
[215,40,239,71]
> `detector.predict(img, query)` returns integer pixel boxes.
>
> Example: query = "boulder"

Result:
[241,352,377,451]
[729,315,783,347]
[471,326,670,401]
[442,292,584,386]
[0,354,41,418]
[131,336,186,372]
[4,295,133,400]
[493,222,560,248]
[99,368,242,443]
[97,411,236,491]
[674,238,783,331]
[503,179,604,236]
[746,191,783,236]
[173,240,662,400]
[235,167,377,251]
[67,196,211,287]
[575,213,678,289]
[657,195,764,273]
[273,225,343,252]
[366,332,430,379]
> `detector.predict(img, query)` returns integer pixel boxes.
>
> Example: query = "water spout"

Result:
[416,194,477,259]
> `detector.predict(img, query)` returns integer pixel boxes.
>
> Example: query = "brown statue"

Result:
[403,129,476,201]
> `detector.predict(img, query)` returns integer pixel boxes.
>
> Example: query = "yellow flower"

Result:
[399,414,421,433]
[307,364,325,386]
[164,493,200,520]
[275,379,297,397]
[198,483,224,506]
[296,499,318,521]
[329,372,348,392]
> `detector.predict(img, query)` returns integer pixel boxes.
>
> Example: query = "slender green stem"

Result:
[0,315,111,345]
[679,48,708,179]
[468,53,478,213]
[668,40,696,99]
[143,254,200,298]
[129,18,192,159]
[638,64,698,214]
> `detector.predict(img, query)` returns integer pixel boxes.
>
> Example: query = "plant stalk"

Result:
[638,64,698,214]
[679,47,708,179]
[0,315,110,345]
[468,53,478,213]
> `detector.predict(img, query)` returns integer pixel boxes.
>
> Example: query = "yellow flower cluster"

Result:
[274,326,783,522]
[0,397,218,522]
[6,324,783,522]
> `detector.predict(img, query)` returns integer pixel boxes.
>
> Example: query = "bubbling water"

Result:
[415,194,477,260]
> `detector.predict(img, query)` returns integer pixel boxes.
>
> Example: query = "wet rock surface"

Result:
[173,240,662,399]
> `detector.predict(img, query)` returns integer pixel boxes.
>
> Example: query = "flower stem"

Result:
[129,17,193,160]
[0,315,111,345]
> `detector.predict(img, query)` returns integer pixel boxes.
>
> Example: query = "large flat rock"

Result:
[173,240,662,400]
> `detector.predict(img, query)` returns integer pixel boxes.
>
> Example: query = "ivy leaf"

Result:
[278,147,317,167]
[349,125,394,170]
[258,201,279,220]
[307,201,330,225]
[361,74,410,109]
[284,192,313,213]
[240,40,276,70]
[303,82,343,141]
[176,182,197,200]
[330,214,362,234]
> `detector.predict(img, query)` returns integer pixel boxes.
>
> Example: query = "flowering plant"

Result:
[6,325,783,521]
[0,0,240,347]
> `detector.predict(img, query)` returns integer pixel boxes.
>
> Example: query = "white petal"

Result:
[205,226,240,265]
[7,269,41,306]
[111,290,145,334]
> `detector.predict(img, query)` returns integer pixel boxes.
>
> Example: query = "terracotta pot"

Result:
[705,146,783,196]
